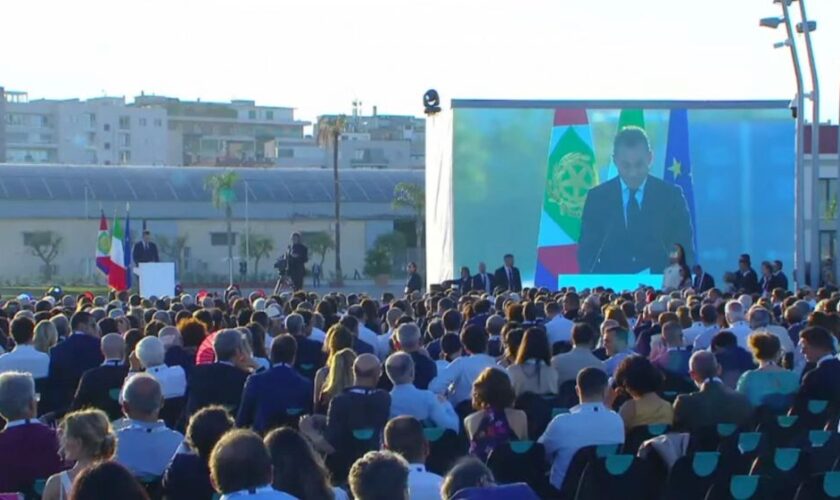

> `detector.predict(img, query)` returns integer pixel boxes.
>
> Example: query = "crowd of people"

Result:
[0,255,839,499]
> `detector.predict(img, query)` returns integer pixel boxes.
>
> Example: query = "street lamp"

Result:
[793,1,821,289]
[760,1,806,288]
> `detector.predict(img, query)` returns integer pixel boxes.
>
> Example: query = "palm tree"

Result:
[205,170,239,286]
[240,232,275,281]
[393,182,425,269]
[318,115,346,285]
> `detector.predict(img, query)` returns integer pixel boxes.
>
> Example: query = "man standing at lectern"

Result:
[577,127,694,274]
[133,230,160,266]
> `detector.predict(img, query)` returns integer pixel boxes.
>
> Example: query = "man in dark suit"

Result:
[236,335,313,434]
[494,254,522,292]
[472,262,495,295]
[285,232,308,291]
[692,265,715,293]
[132,230,160,265]
[773,260,789,291]
[405,262,423,295]
[673,351,753,432]
[286,312,325,380]
[795,326,840,406]
[733,254,760,295]
[578,127,694,274]
[186,329,249,416]
[299,354,391,475]
[71,333,129,420]
[46,311,103,414]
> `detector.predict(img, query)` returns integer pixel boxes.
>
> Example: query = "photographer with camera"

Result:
[283,232,308,291]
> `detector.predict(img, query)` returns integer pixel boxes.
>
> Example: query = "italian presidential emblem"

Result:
[546,151,598,219]
[98,232,112,254]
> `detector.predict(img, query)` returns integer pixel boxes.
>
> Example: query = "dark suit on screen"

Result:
[494,266,522,292]
[577,175,694,274]
[133,241,160,264]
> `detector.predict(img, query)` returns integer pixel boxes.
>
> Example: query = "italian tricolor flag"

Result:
[108,215,128,290]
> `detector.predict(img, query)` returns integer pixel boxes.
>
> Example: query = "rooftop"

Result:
[0,164,423,204]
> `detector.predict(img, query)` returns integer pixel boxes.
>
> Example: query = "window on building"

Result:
[22,231,54,247]
[266,110,274,120]
[820,231,836,261]
[248,110,256,120]
[86,113,97,128]
[119,133,131,147]
[104,124,111,132]
[394,220,418,247]
[155,119,163,127]
[211,232,237,246]
[139,118,147,126]
[104,142,111,150]
[119,150,131,164]
[818,178,838,221]
[277,148,294,158]
[119,116,130,130]
[86,132,96,146]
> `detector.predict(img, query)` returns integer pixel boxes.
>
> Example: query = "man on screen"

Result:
[577,127,694,274]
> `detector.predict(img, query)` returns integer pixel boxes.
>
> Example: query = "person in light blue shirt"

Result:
[210,429,298,500]
[386,352,459,432]
[428,325,504,405]
[736,332,799,411]
[115,374,184,478]
[602,325,634,376]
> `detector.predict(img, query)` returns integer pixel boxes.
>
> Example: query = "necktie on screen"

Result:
[627,188,642,230]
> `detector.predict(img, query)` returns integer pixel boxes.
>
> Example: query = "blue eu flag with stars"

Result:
[663,109,697,256]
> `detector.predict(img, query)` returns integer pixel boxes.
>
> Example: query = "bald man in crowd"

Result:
[301,353,391,458]
[71,333,129,420]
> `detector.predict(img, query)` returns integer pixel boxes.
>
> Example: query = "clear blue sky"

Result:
[2,0,838,124]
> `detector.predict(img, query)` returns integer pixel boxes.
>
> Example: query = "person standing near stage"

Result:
[132,230,160,265]
[494,254,522,293]
[405,262,423,295]
[285,233,308,291]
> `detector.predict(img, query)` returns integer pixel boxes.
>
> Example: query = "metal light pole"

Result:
[795,1,821,287]
[762,2,806,288]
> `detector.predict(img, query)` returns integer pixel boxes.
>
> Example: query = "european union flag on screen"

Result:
[663,109,698,256]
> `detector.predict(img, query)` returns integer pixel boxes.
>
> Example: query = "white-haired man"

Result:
[135,336,186,399]
[724,301,751,348]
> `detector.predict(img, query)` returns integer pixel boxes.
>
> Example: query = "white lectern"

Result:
[137,262,176,298]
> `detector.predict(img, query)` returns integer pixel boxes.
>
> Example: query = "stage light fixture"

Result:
[423,89,441,115]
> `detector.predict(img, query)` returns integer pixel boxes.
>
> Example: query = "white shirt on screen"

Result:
[662,264,682,291]
[620,176,647,226]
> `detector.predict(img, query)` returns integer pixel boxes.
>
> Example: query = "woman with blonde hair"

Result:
[33,320,59,354]
[43,409,116,500]
[315,348,356,414]
[313,325,354,408]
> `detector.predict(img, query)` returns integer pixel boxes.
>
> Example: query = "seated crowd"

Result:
[0,274,839,499]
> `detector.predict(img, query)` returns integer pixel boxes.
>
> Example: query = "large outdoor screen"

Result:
[448,102,795,290]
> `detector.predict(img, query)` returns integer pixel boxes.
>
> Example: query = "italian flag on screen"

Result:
[108,215,128,290]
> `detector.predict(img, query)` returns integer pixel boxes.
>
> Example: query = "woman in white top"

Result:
[43,409,116,500]
[662,243,691,291]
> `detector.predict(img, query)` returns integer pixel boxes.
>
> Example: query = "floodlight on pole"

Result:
[761,0,806,287]
[795,0,821,288]
[759,17,784,29]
